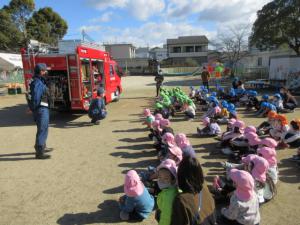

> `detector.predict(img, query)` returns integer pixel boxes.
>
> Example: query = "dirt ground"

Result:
[0,75,299,225]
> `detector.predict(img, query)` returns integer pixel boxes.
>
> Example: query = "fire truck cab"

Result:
[21,40,123,111]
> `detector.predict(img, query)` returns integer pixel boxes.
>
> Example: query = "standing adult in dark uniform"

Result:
[155,69,164,97]
[27,63,52,159]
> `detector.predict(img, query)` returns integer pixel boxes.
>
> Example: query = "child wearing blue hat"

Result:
[272,93,284,112]
[246,90,259,110]
[202,97,221,119]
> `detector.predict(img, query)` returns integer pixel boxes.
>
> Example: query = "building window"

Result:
[173,46,181,53]
[195,46,202,52]
[185,46,194,53]
[258,57,262,66]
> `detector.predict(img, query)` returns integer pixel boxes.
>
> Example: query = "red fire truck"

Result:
[21,40,123,111]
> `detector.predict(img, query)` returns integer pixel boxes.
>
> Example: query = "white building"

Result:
[104,43,136,59]
[0,53,23,71]
[150,47,168,62]
[239,48,296,69]
[166,36,209,65]
[136,47,150,58]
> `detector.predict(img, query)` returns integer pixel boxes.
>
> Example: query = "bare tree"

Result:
[211,24,250,76]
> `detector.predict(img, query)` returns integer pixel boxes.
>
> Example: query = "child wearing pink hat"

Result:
[143,108,155,129]
[150,120,163,149]
[160,119,174,136]
[197,117,221,137]
[175,133,196,158]
[220,120,245,155]
[230,127,260,157]
[167,145,183,165]
[156,159,178,225]
[119,170,154,221]
[245,156,276,204]
[260,137,278,149]
[158,132,177,161]
[220,169,260,225]
[257,147,278,184]
[155,113,164,121]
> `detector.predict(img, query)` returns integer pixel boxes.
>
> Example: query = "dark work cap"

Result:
[34,63,47,75]
[97,87,105,95]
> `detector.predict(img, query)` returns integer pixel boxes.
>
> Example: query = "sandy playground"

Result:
[0,75,299,225]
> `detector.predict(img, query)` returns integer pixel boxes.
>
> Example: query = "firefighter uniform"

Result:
[28,63,51,159]
[88,88,107,125]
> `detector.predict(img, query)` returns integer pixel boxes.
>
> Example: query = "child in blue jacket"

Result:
[119,170,154,221]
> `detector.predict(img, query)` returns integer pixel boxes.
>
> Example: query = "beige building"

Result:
[166,36,209,65]
[104,44,136,59]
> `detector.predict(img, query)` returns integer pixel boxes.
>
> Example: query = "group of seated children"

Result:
[117,83,299,225]
[119,109,218,224]
[154,87,197,120]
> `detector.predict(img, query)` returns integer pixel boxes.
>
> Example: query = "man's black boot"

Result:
[35,146,51,159]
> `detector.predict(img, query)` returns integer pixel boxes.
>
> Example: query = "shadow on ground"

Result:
[278,159,300,184]
[0,104,89,128]
[0,151,36,161]
[57,200,122,224]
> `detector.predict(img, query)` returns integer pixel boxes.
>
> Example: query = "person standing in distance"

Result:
[155,69,164,97]
[201,67,210,91]
[27,63,52,159]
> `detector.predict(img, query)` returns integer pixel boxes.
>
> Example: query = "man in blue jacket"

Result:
[27,63,52,159]
[88,87,107,125]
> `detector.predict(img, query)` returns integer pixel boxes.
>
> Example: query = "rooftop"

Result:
[167,36,209,45]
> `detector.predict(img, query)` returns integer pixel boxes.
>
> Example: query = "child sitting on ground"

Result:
[143,109,155,129]
[167,145,183,165]
[230,128,261,157]
[257,111,277,136]
[255,94,269,114]
[260,137,278,149]
[119,170,154,221]
[282,119,300,148]
[182,99,196,120]
[202,97,221,119]
[246,90,259,110]
[189,86,196,99]
[216,100,230,124]
[257,147,278,184]
[280,87,298,111]
[156,159,178,225]
[219,169,260,225]
[160,119,174,136]
[258,102,277,117]
[197,117,221,137]
[272,93,284,113]
[220,120,245,155]
[269,114,289,143]
[175,133,196,157]
[245,155,276,204]
[159,132,176,159]
[217,154,276,205]
[227,103,238,120]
